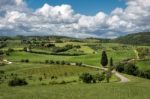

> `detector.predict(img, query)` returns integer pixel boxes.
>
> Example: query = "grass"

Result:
[136,59,150,70]
[79,46,94,54]
[1,40,150,99]
[0,75,150,99]
[6,48,136,66]
[17,64,99,77]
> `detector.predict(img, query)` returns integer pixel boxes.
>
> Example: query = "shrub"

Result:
[45,60,49,64]
[76,62,82,66]
[8,77,28,86]
[39,77,42,81]
[95,73,105,82]
[79,73,93,83]
[124,63,138,75]
[0,50,4,55]
[51,76,57,80]
[56,61,60,64]
[28,76,32,80]
[25,59,29,63]
[8,48,14,52]
[66,62,70,65]
[74,45,81,49]
[21,59,24,62]
[21,59,29,63]
[116,63,125,72]
[0,62,5,66]
[49,60,54,64]
[0,70,5,74]
[61,60,65,65]
[60,80,66,84]
[116,61,150,79]
[23,47,27,52]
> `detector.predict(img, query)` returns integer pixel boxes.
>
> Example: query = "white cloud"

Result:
[0,0,150,38]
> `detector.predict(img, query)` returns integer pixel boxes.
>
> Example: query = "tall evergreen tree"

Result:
[101,50,108,67]
[0,50,4,61]
[110,57,113,67]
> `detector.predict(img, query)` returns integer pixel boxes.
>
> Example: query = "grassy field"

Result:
[6,48,136,66]
[0,38,150,99]
[0,75,150,99]
[136,59,150,70]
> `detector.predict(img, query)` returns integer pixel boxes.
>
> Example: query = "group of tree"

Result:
[136,48,150,59]
[45,60,83,66]
[114,32,150,46]
[52,44,74,53]
[45,60,70,65]
[100,50,114,83]
[116,62,150,79]
[21,59,29,63]
[79,72,105,83]
[8,77,28,86]
[0,50,4,66]
[0,41,7,49]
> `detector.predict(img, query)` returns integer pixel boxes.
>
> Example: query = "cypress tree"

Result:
[110,57,113,66]
[101,50,108,67]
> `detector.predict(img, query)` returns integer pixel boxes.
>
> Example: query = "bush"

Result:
[0,62,5,66]
[0,70,5,74]
[76,62,82,66]
[8,48,14,52]
[51,76,57,80]
[116,63,125,72]
[56,61,60,64]
[49,60,54,64]
[21,59,24,62]
[79,73,93,83]
[124,63,138,75]
[95,73,105,82]
[45,60,49,64]
[25,59,29,63]
[21,59,29,63]
[66,62,70,65]
[39,77,43,81]
[116,62,150,79]
[8,77,28,86]
[61,60,65,65]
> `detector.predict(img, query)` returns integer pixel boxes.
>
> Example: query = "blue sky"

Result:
[0,0,149,38]
[26,0,126,15]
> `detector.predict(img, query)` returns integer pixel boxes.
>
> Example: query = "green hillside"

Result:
[114,32,150,46]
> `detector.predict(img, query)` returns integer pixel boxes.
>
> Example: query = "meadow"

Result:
[0,37,150,99]
[0,75,150,99]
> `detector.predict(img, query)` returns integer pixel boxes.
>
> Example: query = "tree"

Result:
[79,73,93,83]
[0,50,4,63]
[106,67,112,83]
[101,50,108,67]
[110,57,113,67]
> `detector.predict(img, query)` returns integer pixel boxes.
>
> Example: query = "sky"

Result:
[0,0,150,38]
[26,0,126,15]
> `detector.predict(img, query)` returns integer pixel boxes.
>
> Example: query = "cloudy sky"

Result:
[0,0,150,38]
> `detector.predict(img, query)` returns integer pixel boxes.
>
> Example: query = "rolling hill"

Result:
[114,32,150,46]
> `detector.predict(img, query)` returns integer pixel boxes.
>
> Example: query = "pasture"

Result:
[0,37,150,99]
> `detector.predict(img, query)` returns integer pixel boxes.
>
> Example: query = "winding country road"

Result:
[82,64,130,83]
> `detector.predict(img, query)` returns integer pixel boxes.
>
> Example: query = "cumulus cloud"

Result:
[0,0,150,38]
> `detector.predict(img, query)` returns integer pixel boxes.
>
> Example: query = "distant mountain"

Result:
[114,32,150,46]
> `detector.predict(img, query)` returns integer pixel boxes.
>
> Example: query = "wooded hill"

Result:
[114,32,150,46]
